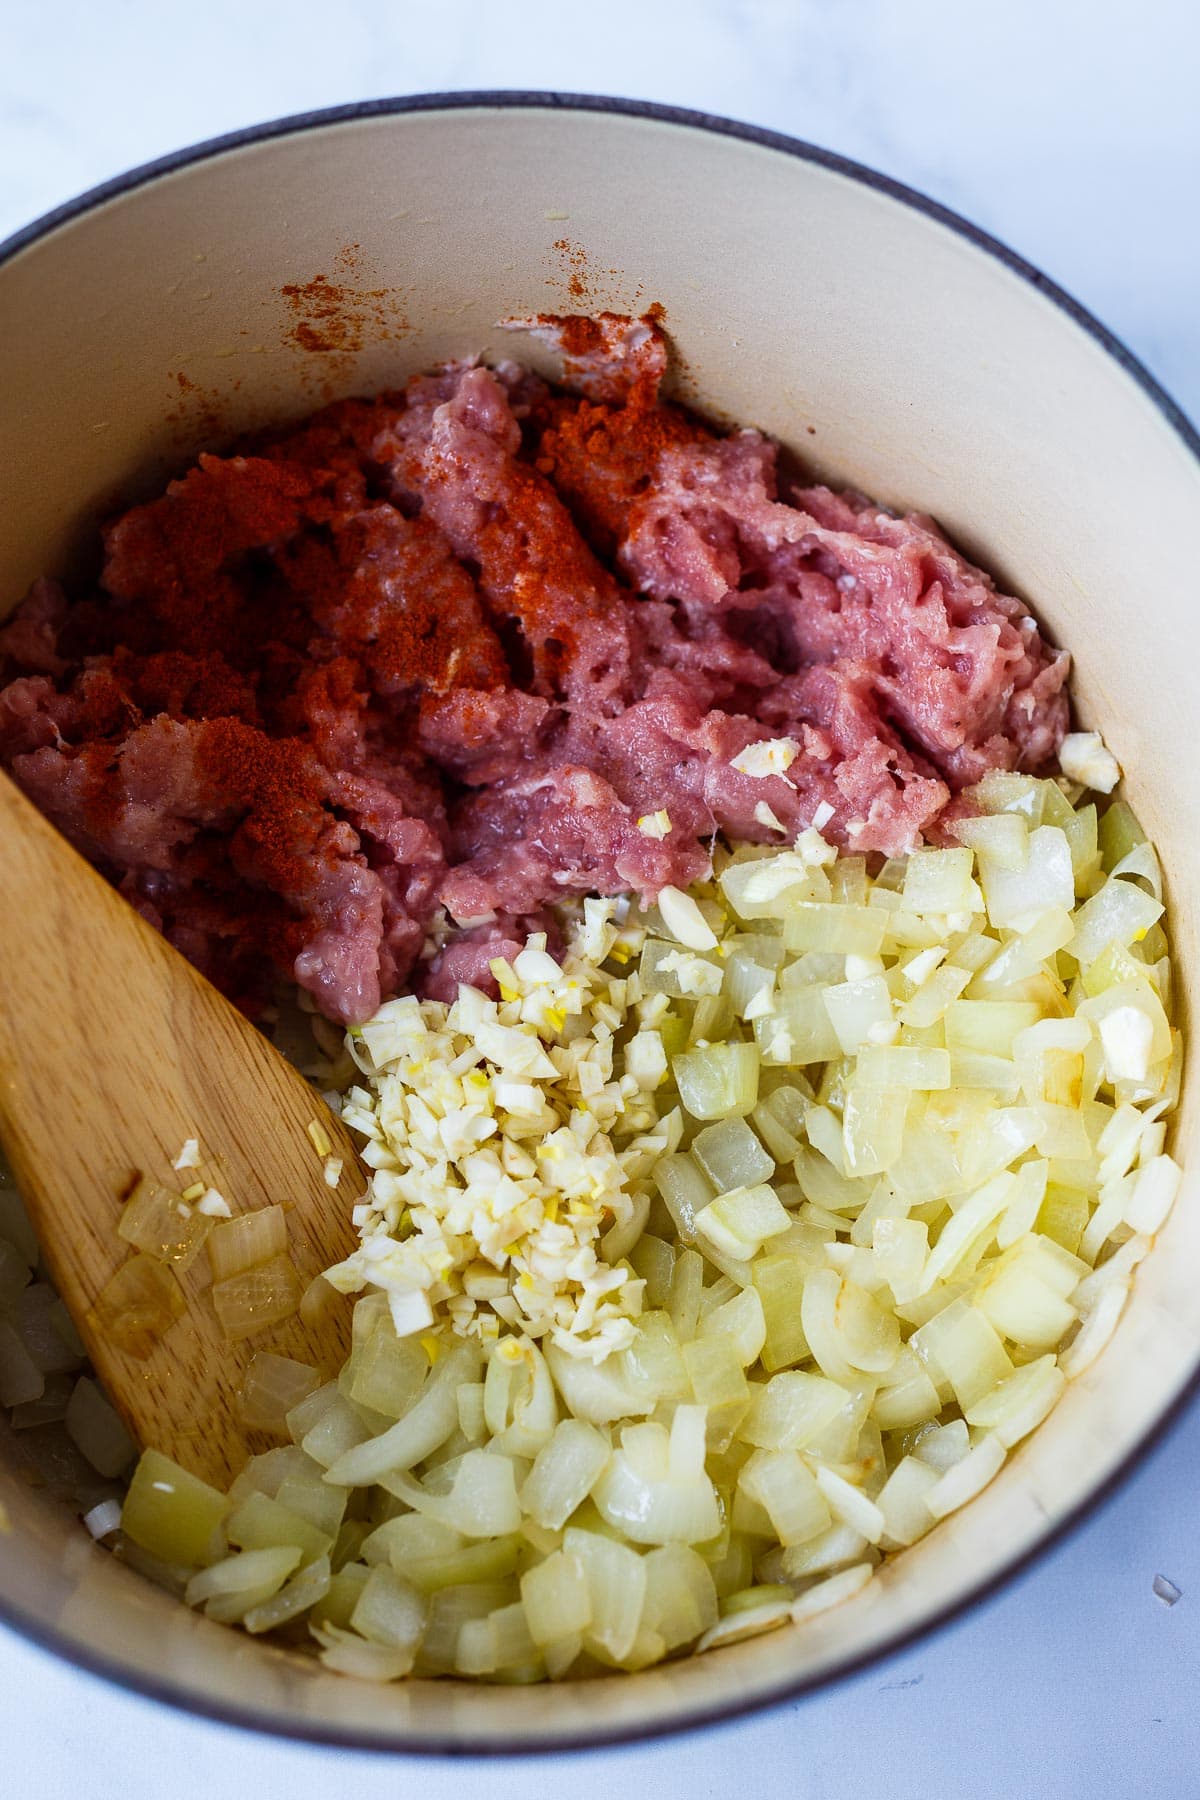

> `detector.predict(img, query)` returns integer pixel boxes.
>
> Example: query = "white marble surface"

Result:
[2,3,1199,1794]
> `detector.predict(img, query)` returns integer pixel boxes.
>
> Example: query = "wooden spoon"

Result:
[0,771,361,1488]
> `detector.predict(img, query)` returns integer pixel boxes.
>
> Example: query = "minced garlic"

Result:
[753,801,788,834]
[324,907,681,1363]
[1059,730,1121,795]
[730,737,799,779]
[172,1138,200,1172]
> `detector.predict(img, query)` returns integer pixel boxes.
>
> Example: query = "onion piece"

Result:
[121,1449,227,1567]
[237,1352,321,1434]
[187,1545,301,1620]
[788,1560,874,1623]
[118,1178,212,1270]
[698,1597,793,1650]
[87,1255,184,1360]
[207,1206,288,1283]
[564,1525,647,1662]
[520,1419,611,1530]
[520,1548,593,1645]
[0,1320,43,1408]
[244,1553,332,1635]
[64,1377,136,1477]
[924,1435,1007,1518]
[211,1255,301,1343]
[312,1622,418,1681]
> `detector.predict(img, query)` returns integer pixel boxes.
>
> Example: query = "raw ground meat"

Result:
[0,312,1068,1025]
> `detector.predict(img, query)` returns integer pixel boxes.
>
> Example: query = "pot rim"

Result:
[1,87,1198,1758]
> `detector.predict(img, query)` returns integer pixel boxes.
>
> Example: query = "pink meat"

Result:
[420,911,562,1005]
[381,364,634,713]
[620,433,1069,788]
[0,314,1070,1024]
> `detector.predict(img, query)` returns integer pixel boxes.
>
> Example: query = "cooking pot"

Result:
[1,93,1197,1752]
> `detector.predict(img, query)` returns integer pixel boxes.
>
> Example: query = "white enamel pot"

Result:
[0,94,1197,1753]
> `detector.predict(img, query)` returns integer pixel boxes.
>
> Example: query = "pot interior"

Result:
[0,99,1197,1750]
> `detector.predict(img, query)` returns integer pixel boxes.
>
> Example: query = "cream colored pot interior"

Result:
[1,100,1197,1751]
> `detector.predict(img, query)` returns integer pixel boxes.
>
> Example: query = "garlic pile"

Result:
[323,903,679,1362]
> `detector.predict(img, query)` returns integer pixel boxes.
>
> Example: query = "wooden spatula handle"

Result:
[0,770,358,1486]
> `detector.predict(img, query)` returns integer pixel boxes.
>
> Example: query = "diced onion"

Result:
[52,767,1175,1690]
[0,1321,44,1408]
[212,1255,302,1343]
[82,1498,125,1541]
[87,1255,184,1360]
[244,1554,332,1634]
[924,1435,1006,1519]
[238,1352,320,1433]
[207,1207,288,1283]
[64,1377,136,1476]
[118,1179,211,1269]
[121,1449,227,1566]
[697,1598,793,1650]
[788,1561,874,1623]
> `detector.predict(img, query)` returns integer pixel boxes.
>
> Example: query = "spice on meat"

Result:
[0,312,1068,1024]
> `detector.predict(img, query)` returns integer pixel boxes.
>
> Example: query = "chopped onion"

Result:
[1060,1279,1130,1377]
[911,1300,1013,1408]
[692,1117,774,1191]
[82,1498,124,1541]
[1123,1154,1182,1235]
[322,1349,472,1486]
[777,1522,871,1580]
[211,1255,301,1343]
[564,1526,647,1662]
[11,1284,82,1374]
[812,1465,885,1544]
[964,1355,1065,1447]
[118,1178,212,1269]
[948,811,1029,870]
[287,1383,367,1471]
[68,769,1176,1688]
[186,1545,301,1616]
[64,1377,136,1476]
[298,1272,341,1332]
[520,1419,611,1530]
[313,1621,418,1681]
[244,1554,332,1634]
[702,1287,766,1367]
[9,1372,71,1428]
[753,1254,813,1372]
[876,1456,940,1548]
[121,1449,227,1566]
[87,1255,184,1360]
[0,1190,38,1267]
[484,1341,558,1457]
[207,1206,288,1283]
[788,1560,874,1622]
[237,1352,321,1434]
[924,1435,1006,1519]
[0,1320,43,1408]
[979,826,1074,928]
[593,1423,720,1545]
[695,1184,791,1261]
[0,1239,30,1308]
[738,1450,830,1546]
[642,1543,719,1649]
[698,1597,793,1650]
[520,1547,593,1645]
[673,1043,760,1121]
[350,1565,427,1657]
[227,1489,332,1566]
